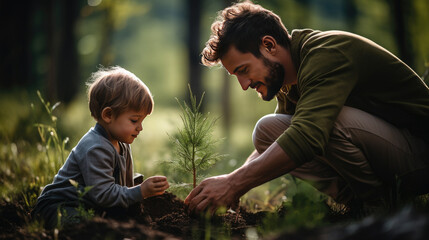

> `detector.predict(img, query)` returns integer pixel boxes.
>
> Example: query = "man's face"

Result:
[221,46,285,101]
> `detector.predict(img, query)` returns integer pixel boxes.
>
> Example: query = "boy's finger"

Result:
[153,181,169,189]
[151,176,167,182]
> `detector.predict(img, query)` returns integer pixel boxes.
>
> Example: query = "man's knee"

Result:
[252,115,273,153]
[252,114,292,153]
[331,106,369,135]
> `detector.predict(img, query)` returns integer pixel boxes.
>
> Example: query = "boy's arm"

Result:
[80,145,143,208]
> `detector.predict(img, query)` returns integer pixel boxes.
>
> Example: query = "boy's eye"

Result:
[130,119,138,123]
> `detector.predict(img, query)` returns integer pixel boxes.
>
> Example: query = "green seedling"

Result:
[168,85,223,188]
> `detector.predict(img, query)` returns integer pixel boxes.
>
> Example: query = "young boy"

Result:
[32,66,169,228]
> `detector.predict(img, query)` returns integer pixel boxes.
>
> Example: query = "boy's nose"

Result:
[137,123,143,131]
[237,76,251,90]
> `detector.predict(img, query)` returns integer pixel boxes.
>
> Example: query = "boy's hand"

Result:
[140,176,169,199]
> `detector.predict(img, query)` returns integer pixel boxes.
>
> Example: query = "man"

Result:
[185,1,429,214]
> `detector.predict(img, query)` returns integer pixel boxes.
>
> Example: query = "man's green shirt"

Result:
[275,29,429,166]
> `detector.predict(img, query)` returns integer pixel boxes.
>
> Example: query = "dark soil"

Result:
[0,192,267,240]
[2,192,429,240]
[139,192,267,239]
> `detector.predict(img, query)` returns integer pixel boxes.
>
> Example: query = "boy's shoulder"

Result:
[74,125,114,153]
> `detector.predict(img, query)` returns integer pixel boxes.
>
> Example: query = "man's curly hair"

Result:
[201,0,291,66]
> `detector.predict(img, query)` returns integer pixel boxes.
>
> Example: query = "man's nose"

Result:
[237,76,251,90]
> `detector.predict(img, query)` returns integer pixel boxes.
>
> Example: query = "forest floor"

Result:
[1,192,429,240]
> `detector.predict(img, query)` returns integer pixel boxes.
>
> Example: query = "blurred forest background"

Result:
[0,0,428,191]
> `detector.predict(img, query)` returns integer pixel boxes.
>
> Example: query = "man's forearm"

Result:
[228,142,297,196]
[244,149,260,164]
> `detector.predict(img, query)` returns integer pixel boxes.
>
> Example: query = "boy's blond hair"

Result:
[87,66,154,121]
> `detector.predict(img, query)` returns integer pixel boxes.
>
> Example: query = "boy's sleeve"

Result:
[80,145,143,208]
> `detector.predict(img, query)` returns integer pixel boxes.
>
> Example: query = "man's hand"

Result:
[184,174,241,214]
[140,176,169,199]
[185,142,297,214]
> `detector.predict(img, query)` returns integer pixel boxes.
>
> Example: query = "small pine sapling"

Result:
[169,86,223,188]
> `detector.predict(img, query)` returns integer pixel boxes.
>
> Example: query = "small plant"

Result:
[259,192,328,235]
[21,177,44,210]
[33,90,69,176]
[60,179,95,225]
[168,85,223,188]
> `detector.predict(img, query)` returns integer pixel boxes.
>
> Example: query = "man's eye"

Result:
[238,67,248,74]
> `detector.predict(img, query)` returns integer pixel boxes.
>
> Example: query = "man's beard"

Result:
[261,56,285,101]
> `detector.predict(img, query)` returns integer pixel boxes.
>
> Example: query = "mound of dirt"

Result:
[60,217,179,240]
[140,192,266,238]
[0,192,266,239]
[3,192,428,240]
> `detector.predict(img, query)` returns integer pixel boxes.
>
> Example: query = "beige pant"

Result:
[252,106,429,204]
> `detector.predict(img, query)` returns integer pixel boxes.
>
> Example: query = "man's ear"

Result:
[101,107,113,123]
[261,35,277,55]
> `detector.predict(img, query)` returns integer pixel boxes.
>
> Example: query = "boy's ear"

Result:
[101,107,113,123]
[260,35,277,55]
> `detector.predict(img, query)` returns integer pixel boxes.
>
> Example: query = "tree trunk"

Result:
[221,0,233,142]
[390,0,414,69]
[193,167,197,189]
[57,1,82,103]
[344,0,357,31]
[57,0,80,103]
[0,1,32,88]
[187,0,203,108]
[98,4,115,67]
[46,0,80,103]
[46,0,58,102]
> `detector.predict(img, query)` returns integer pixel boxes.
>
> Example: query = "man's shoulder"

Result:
[292,29,381,54]
[291,29,362,42]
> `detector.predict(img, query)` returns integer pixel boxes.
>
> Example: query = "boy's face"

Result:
[105,109,147,145]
